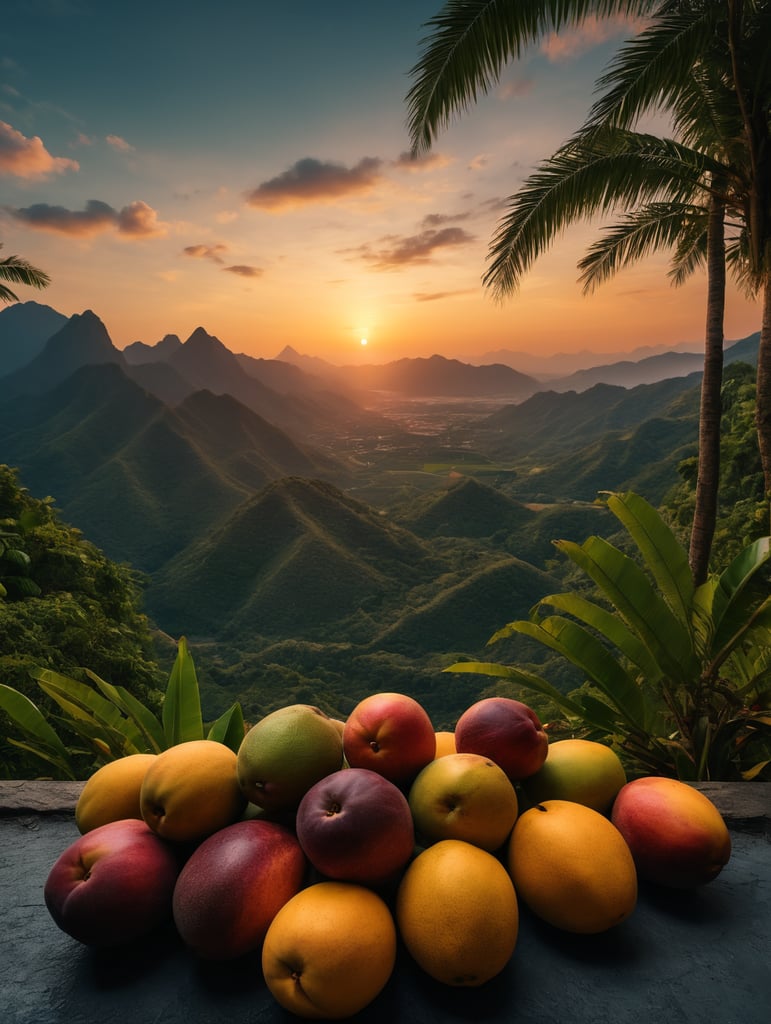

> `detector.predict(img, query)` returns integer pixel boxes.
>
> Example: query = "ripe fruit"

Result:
[172,819,306,960]
[44,819,180,947]
[343,691,436,787]
[140,739,246,843]
[433,730,456,757]
[237,704,344,814]
[75,753,157,833]
[507,799,637,934]
[408,752,518,852]
[261,881,397,1018]
[296,767,415,885]
[521,738,627,814]
[454,696,548,782]
[396,839,519,987]
[611,776,732,888]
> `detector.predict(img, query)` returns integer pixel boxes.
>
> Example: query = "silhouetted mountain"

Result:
[0,363,349,572]
[477,374,701,457]
[148,476,440,638]
[0,301,68,376]
[545,333,759,391]
[398,477,535,539]
[123,334,183,364]
[0,309,126,398]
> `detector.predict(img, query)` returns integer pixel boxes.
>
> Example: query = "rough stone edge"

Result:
[0,780,769,833]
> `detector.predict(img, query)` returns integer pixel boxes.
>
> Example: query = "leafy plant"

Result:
[447,491,771,782]
[0,637,245,779]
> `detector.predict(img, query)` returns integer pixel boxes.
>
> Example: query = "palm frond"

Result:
[0,247,51,303]
[586,6,722,131]
[577,202,696,292]
[406,0,657,154]
[483,127,713,298]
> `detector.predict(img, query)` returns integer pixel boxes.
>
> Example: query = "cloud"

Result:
[7,198,168,238]
[393,150,452,172]
[245,156,383,210]
[541,14,646,61]
[106,134,134,152]
[421,212,471,229]
[497,77,535,100]
[414,288,476,302]
[0,120,79,179]
[183,243,229,264]
[348,225,475,271]
[223,264,263,278]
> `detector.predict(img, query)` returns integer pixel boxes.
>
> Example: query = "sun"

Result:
[360,337,368,346]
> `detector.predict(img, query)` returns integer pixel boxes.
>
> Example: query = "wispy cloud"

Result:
[393,150,453,172]
[541,14,646,61]
[0,120,79,179]
[106,133,134,152]
[245,156,383,210]
[6,198,168,238]
[414,288,476,302]
[346,225,475,271]
[183,243,229,264]
[223,264,263,278]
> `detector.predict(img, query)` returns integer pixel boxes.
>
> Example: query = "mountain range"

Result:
[0,300,760,668]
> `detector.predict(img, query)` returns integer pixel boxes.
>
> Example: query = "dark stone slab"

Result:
[1,808,769,1024]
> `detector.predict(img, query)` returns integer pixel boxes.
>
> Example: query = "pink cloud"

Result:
[0,120,79,179]
[541,14,646,61]
[106,134,134,152]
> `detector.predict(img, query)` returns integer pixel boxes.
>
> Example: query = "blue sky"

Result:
[1,0,761,365]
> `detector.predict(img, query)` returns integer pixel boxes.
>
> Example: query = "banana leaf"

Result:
[510,615,649,730]
[556,534,699,682]
[0,684,76,779]
[207,702,245,753]
[32,670,147,750]
[604,491,695,630]
[87,671,165,753]
[523,591,663,682]
[162,636,204,747]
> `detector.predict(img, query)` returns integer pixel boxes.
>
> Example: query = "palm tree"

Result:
[0,243,50,303]
[407,1,771,566]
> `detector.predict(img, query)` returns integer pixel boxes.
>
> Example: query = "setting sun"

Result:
[360,338,368,346]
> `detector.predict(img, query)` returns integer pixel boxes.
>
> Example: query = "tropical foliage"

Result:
[0,242,50,304]
[447,491,771,781]
[0,637,245,780]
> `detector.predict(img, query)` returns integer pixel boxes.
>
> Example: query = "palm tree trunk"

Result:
[756,272,771,510]
[689,192,726,585]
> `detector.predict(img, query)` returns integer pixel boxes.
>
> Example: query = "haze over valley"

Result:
[0,302,762,727]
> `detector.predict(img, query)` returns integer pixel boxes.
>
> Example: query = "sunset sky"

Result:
[1,0,761,366]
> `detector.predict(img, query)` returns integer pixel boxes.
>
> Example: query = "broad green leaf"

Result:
[556,534,698,681]
[710,593,771,677]
[0,684,76,777]
[32,671,148,752]
[4,737,77,779]
[531,591,663,681]
[207,702,246,753]
[710,536,771,638]
[575,692,623,733]
[162,637,203,747]
[512,616,648,730]
[605,491,694,630]
[444,660,595,724]
[87,671,165,753]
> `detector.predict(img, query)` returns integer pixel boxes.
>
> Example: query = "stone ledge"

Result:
[0,779,769,831]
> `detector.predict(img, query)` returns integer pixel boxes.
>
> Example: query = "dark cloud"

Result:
[7,198,167,237]
[223,264,263,278]
[348,226,475,270]
[421,212,472,228]
[245,156,383,210]
[183,243,228,264]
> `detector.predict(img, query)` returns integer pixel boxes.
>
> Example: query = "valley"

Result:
[0,303,764,736]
